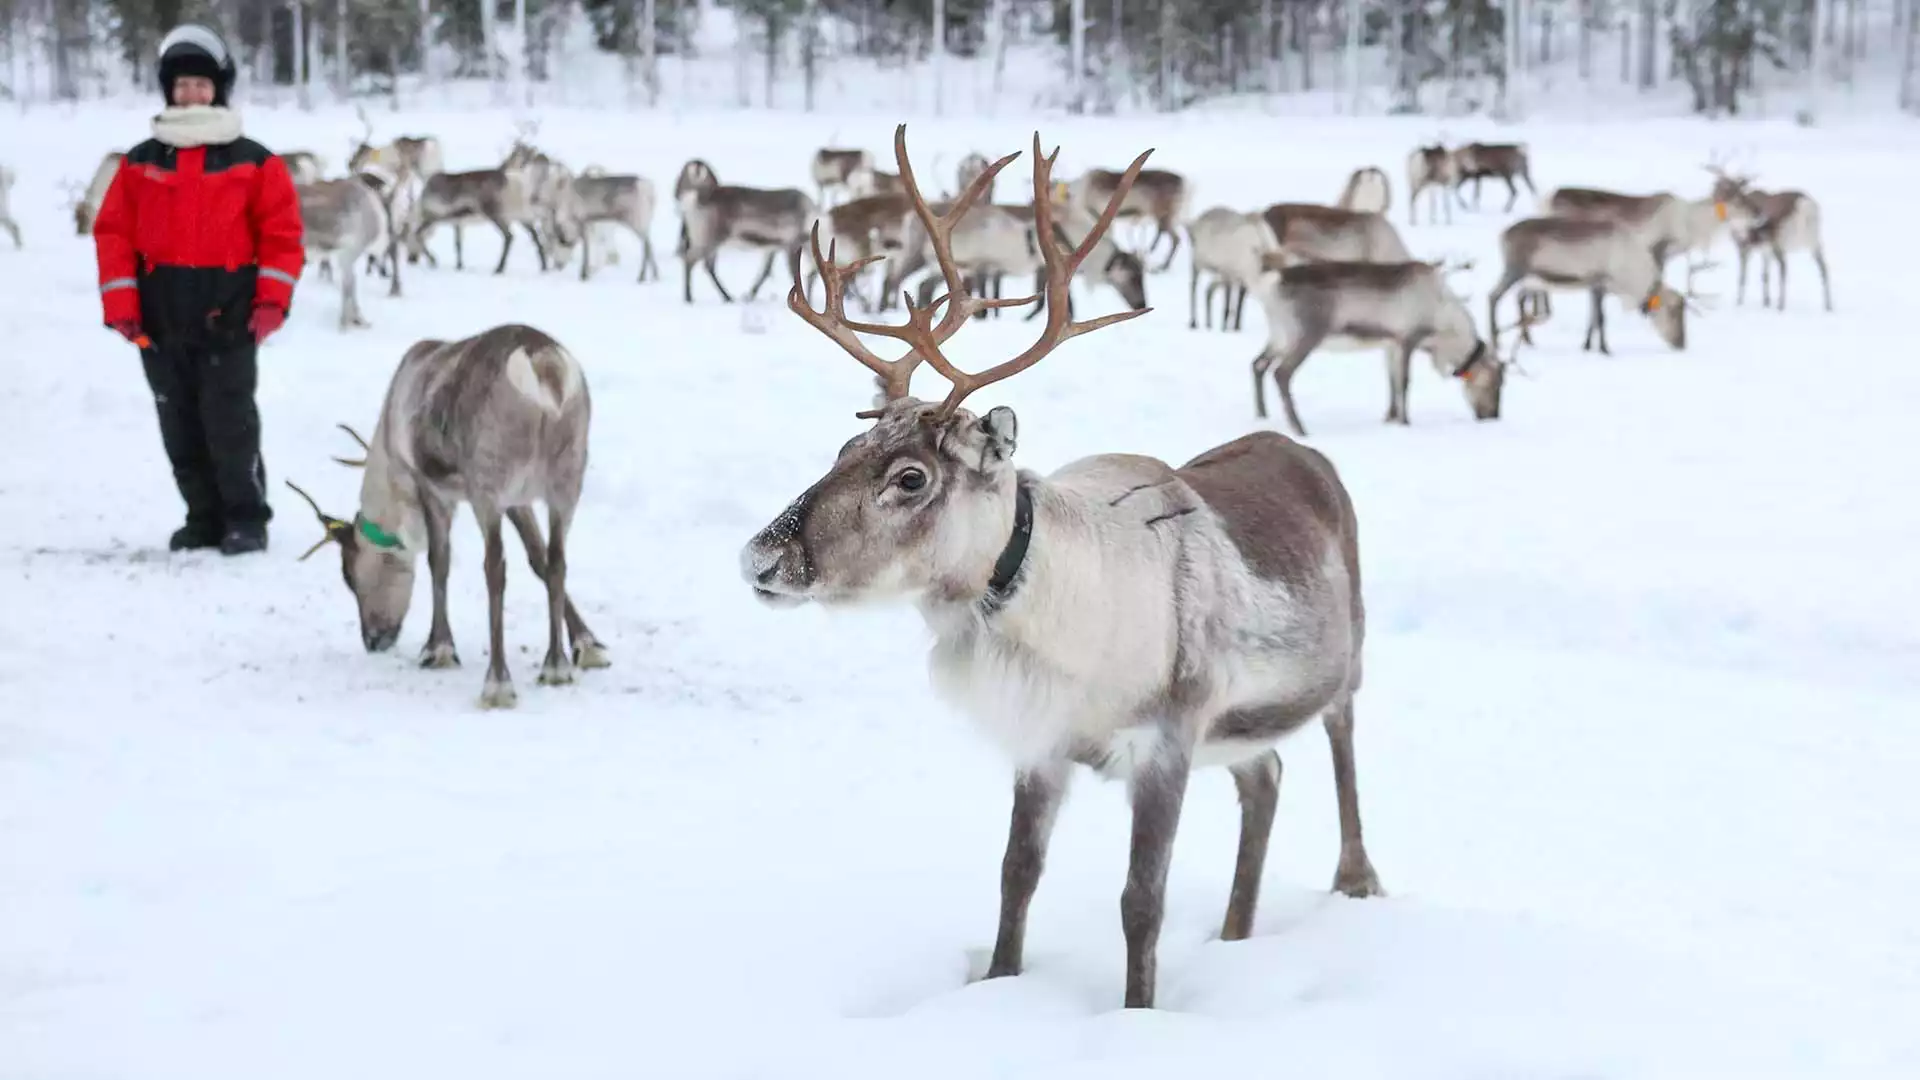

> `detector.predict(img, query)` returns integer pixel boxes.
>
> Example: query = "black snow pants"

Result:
[138,341,271,530]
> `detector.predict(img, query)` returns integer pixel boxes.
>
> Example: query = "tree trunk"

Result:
[1069,0,1085,111]
[643,0,658,104]
[1637,0,1657,89]
[932,0,945,114]
[802,0,817,112]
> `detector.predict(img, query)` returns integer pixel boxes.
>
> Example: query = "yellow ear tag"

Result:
[1646,294,1662,310]
[1715,201,1728,221]
[1052,181,1069,202]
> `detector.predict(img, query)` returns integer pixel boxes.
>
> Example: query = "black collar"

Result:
[979,478,1034,617]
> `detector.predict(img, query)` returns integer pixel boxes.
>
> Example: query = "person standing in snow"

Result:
[93,23,305,556]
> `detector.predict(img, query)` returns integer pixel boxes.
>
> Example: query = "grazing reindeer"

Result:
[1262,203,1415,265]
[1485,216,1703,356]
[1712,173,1832,312]
[1186,206,1279,331]
[1247,260,1504,435]
[549,171,662,283]
[296,177,389,328]
[281,151,327,185]
[811,147,872,207]
[1336,166,1392,215]
[1450,142,1536,211]
[72,151,125,235]
[346,105,445,187]
[1406,144,1457,225]
[898,199,1150,322]
[1067,165,1189,271]
[0,165,21,248]
[285,324,610,709]
[746,123,1385,1012]
[406,157,551,274]
[674,158,816,304]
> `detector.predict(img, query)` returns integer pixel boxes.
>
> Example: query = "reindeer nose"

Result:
[740,540,783,587]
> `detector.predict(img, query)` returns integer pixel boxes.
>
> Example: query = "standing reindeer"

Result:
[346,105,444,188]
[1067,164,1189,271]
[549,170,662,283]
[799,191,914,311]
[1406,144,1456,225]
[1336,166,1392,215]
[1486,216,1704,356]
[406,154,553,274]
[285,324,610,709]
[1710,171,1832,312]
[295,176,389,328]
[0,165,21,248]
[1544,181,1729,268]
[1185,206,1278,331]
[1451,143,1536,212]
[674,158,815,304]
[1247,259,1504,435]
[743,124,1385,1012]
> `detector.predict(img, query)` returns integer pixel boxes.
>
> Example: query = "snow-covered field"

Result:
[3,99,1919,1078]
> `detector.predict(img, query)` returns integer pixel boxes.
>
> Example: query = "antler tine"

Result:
[921,133,1155,420]
[284,479,348,561]
[892,124,1030,338]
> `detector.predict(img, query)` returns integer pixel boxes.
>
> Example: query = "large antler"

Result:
[332,422,371,467]
[911,132,1154,419]
[787,124,1029,411]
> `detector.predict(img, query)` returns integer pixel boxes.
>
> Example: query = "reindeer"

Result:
[0,165,20,248]
[406,154,554,275]
[1485,216,1707,357]
[674,158,816,304]
[346,104,445,187]
[350,164,412,297]
[1336,166,1392,215]
[1247,259,1503,436]
[1262,202,1415,265]
[1406,144,1457,225]
[281,151,327,185]
[1544,183,1729,268]
[1186,207,1279,331]
[1711,173,1832,312]
[546,171,662,283]
[849,162,906,199]
[284,324,610,710]
[895,199,1150,323]
[744,124,1385,1012]
[955,151,996,202]
[811,147,872,207]
[70,151,125,235]
[295,176,389,328]
[1450,143,1536,212]
[1067,165,1189,272]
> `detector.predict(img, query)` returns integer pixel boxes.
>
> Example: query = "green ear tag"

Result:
[358,518,403,549]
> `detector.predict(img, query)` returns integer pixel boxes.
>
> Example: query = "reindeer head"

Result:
[675,158,719,202]
[287,425,420,652]
[741,125,1152,610]
[1640,258,1715,351]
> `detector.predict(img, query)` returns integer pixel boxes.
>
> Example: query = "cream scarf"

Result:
[150,105,243,149]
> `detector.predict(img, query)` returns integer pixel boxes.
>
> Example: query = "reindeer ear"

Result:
[978,406,1018,462]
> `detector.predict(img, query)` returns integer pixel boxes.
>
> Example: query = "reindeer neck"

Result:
[356,431,424,554]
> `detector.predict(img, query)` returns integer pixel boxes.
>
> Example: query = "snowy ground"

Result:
[3,101,1919,1078]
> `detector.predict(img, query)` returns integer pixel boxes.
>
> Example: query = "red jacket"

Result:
[94,135,304,346]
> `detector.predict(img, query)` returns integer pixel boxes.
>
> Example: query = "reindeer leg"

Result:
[491,218,514,275]
[1220,748,1281,941]
[1762,252,1774,307]
[1586,287,1609,354]
[1118,725,1195,1009]
[342,252,369,329]
[1152,220,1181,274]
[1023,267,1047,322]
[524,222,550,272]
[1271,339,1320,438]
[505,507,608,669]
[1384,342,1412,425]
[1486,270,1523,352]
[1502,174,1520,212]
[743,250,780,301]
[1814,246,1832,312]
[1325,697,1384,897]
[0,219,20,248]
[704,255,734,303]
[579,225,593,282]
[476,504,516,710]
[1737,242,1751,306]
[1189,263,1201,329]
[387,236,403,298]
[535,502,576,687]
[983,759,1070,981]
[454,224,465,270]
[419,495,460,669]
[1232,284,1248,331]
[1773,244,1788,310]
[1250,346,1278,419]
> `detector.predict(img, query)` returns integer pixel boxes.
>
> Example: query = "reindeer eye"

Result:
[895,467,927,492]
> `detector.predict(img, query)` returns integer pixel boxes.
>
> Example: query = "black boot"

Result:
[170,520,224,551]
[220,523,268,556]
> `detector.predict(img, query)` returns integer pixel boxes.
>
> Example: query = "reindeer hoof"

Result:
[537,660,576,687]
[572,639,611,670]
[1332,860,1385,899]
[479,679,518,709]
[420,642,460,669]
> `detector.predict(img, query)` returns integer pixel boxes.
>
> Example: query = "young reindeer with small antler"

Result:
[285,324,610,709]
[741,125,1385,1012]
[1486,216,1707,357]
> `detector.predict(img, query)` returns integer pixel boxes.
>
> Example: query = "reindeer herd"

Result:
[10,115,1840,1012]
